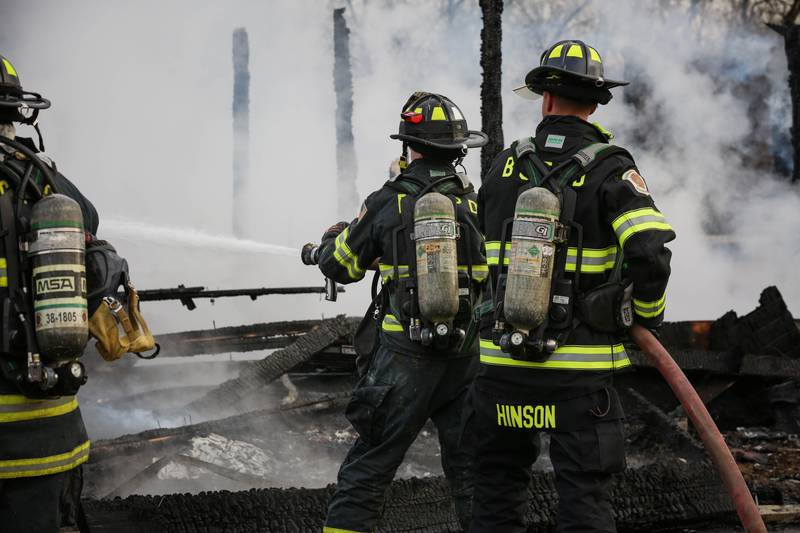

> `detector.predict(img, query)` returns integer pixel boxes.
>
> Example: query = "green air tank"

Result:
[504,187,561,332]
[30,194,88,362]
[413,192,459,323]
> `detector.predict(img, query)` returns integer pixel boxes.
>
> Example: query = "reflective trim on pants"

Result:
[0,440,90,479]
[0,395,79,423]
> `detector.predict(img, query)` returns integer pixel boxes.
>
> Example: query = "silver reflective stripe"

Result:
[0,395,75,414]
[379,264,410,281]
[564,247,617,273]
[613,213,665,235]
[485,241,510,266]
[380,263,489,282]
[611,208,673,247]
[0,441,90,477]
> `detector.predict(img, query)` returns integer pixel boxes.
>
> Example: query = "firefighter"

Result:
[303,92,488,532]
[470,41,675,532]
[0,54,96,533]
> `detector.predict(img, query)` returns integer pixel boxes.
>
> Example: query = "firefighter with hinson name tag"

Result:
[0,54,157,533]
[468,40,675,533]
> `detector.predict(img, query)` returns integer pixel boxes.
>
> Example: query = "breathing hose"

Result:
[630,324,767,533]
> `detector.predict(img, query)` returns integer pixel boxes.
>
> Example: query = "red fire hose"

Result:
[630,324,767,533]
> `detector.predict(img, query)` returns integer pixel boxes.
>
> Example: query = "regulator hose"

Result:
[630,324,767,533]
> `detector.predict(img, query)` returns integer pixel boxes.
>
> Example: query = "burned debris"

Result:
[77,286,800,531]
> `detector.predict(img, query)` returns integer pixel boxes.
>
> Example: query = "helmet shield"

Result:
[390,92,488,150]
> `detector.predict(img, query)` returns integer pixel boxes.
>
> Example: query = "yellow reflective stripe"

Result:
[323,528,366,533]
[379,264,410,281]
[2,58,17,77]
[634,292,667,318]
[485,241,510,266]
[430,107,446,121]
[0,258,6,267]
[458,264,489,281]
[382,314,404,332]
[479,339,631,370]
[397,193,406,213]
[565,246,617,273]
[380,264,488,281]
[0,395,79,423]
[548,44,564,59]
[487,242,618,273]
[31,264,86,275]
[0,441,90,479]
[566,44,584,58]
[332,228,364,280]
[611,208,673,247]
[589,47,602,62]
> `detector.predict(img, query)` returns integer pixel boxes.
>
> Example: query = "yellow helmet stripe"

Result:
[548,44,564,59]
[2,58,17,77]
[589,47,602,63]
[566,44,584,58]
[430,106,447,121]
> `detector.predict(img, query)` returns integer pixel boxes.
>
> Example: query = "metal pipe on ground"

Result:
[631,324,767,533]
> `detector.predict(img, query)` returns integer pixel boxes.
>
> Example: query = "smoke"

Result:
[103,219,298,256]
[2,0,798,495]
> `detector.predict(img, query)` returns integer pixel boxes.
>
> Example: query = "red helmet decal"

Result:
[401,112,424,124]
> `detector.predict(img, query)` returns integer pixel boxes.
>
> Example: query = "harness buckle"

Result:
[103,296,123,315]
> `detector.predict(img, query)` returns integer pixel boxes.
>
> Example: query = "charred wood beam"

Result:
[89,392,352,464]
[627,348,741,374]
[136,285,345,311]
[232,28,250,237]
[183,315,357,414]
[479,0,503,180]
[333,7,359,218]
[104,455,175,499]
[669,376,739,418]
[768,23,800,183]
[103,453,273,500]
[739,353,800,379]
[155,319,340,356]
[628,388,706,461]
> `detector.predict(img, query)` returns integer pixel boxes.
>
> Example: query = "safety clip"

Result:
[103,296,123,315]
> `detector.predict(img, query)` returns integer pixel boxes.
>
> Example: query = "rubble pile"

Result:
[80,287,800,532]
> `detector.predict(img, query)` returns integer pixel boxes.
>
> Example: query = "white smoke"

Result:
[1,0,798,494]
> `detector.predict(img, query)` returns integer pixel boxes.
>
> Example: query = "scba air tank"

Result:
[504,187,561,332]
[30,194,89,361]
[414,192,459,323]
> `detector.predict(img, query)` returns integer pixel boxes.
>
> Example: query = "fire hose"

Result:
[631,324,767,533]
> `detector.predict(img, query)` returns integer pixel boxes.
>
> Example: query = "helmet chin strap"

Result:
[32,121,45,152]
[399,141,408,170]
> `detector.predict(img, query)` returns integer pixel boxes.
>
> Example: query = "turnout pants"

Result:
[325,345,477,533]
[468,379,626,533]
[0,471,67,533]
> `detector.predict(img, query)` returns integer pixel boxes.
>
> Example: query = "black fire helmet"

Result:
[0,54,51,124]
[390,92,488,151]
[513,40,629,105]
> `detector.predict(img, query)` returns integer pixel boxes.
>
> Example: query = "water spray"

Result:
[102,219,298,257]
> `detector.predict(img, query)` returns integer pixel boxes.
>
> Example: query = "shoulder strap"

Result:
[386,172,471,199]
[571,143,633,175]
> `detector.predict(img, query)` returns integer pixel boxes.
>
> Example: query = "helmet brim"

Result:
[515,65,629,103]
[525,65,629,90]
[390,130,489,150]
[0,91,51,110]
